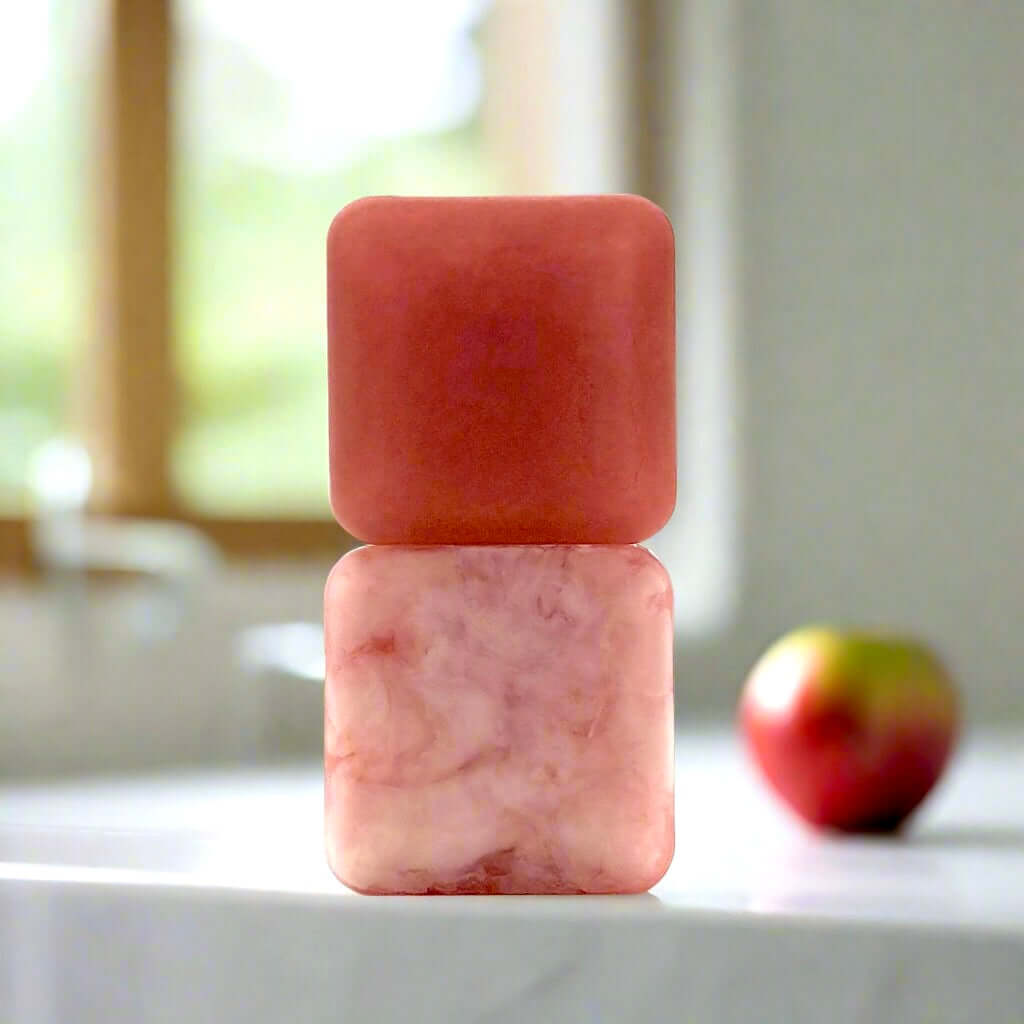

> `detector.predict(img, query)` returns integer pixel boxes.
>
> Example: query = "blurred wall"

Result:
[665,0,1024,721]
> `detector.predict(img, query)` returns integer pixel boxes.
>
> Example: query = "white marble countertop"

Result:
[2,727,1022,1023]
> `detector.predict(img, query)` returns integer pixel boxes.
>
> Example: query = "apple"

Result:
[739,627,959,832]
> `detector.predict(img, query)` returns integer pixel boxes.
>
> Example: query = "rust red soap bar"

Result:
[327,195,676,545]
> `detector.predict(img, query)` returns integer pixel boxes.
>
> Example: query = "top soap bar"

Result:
[327,195,676,544]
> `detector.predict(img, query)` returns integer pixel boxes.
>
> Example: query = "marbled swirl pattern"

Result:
[324,545,674,894]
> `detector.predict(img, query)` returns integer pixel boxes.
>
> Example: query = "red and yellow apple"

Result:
[739,627,959,832]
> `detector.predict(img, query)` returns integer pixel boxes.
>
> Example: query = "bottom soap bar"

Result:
[323,544,675,894]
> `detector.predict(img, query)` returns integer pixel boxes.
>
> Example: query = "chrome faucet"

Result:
[27,439,221,661]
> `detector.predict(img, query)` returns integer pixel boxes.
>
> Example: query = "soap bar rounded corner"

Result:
[624,543,675,603]
[614,191,676,250]
[326,195,388,252]
[630,487,678,546]
[323,542,368,602]
[326,481,373,546]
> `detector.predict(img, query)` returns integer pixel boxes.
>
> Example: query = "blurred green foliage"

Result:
[0,3,492,514]
[0,7,89,510]
[174,120,491,514]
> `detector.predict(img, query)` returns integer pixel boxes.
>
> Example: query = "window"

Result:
[0,2,100,512]
[174,0,496,514]
[1,0,667,574]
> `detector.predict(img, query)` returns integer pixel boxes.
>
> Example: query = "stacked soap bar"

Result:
[324,196,677,894]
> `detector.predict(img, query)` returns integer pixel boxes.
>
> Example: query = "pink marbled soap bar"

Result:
[324,544,674,895]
